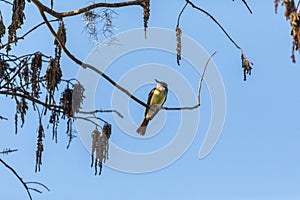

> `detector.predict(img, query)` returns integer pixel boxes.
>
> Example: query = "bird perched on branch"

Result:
[137,79,168,136]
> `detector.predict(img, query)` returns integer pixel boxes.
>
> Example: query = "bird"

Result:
[136,79,168,136]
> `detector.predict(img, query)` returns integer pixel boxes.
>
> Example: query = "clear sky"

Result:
[1,0,300,199]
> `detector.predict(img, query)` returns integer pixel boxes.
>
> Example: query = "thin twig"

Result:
[0,159,33,200]
[242,0,252,14]
[0,90,63,112]
[0,148,18,154]
[0,20,59,49]
[28,188,42,194]
[86,116,109,124]
[232,0,253,14]
[0,0,13,5]
[31,0,147,18]
[297,0,300,10]
[176,2,188,28]
[186,0,242,51]
[0,116,8,120]
[79,110,123,118]
[25,182,51,192]
[198,51,217,105]
[161,51,217,111]
[75,116,103,127]
[1,57,30,89]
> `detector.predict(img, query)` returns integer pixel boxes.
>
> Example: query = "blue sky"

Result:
[1,0,300,199]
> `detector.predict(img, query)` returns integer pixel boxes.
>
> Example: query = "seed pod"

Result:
[0,11,5,43]
[143,0,150,39]
[45,59,62,92]
[54,21,67,46]
[72,83,85,114]
[103,123,112,139]
[176,27,182,66]
[30,53,43,98]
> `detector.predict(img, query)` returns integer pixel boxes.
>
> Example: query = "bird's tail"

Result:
[136,118,149,136]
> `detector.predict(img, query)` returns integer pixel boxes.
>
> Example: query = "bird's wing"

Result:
[144,87,156,117]
[162,87,168,106]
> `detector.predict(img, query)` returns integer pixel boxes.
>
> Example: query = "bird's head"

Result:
[155,79,168,91]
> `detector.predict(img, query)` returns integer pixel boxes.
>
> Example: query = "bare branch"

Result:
[79,110,124,118]
[32,1,223,112]
[161,51,217,111]
[25,182,50,192]
[0,90,63,112]
[241,0,253,14]
[0,19,59,49]
[0,159,33,200]
[32,6,150,109]
[186,0,252,80]
[31,0,146,19]
[28,187,42,194]
[176,2,188,28]
[0,0,13,5]
[0,116,8,120]
[0,148,18,154]
[232,0,253,14]
[186,0,242,51]
[75,116,103,127]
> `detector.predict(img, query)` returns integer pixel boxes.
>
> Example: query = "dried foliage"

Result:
[176,27,182,65]
[275,0,300,62]
[0,51,87,171]
[91,123,111,175]
[35,121,44,172]
[242,53,253,81]
[60,83,84,118]
[59,83,85,148]
[83,9,117,43]
[15,97,28,129]
[45,59,62,103]
[30,53,43,98]
[0,57,9,80]
[7,0,26,53]
[72,83,85,114]
[0,11,5,44]
[142,0,150,39]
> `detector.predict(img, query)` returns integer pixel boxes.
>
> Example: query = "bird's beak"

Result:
[155,79,161,83]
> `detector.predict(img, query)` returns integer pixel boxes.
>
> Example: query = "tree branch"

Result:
[31,0,146,19]
[79,110,123,118]
[241,0,253,14]
[25,182,50,192]
[32,6,150,109]
[0,116,8,120]
[0,0,13,5]
[161,51,217,111]
[0,148,18,154]
[176,2,188,28]
[32,1,220,111]
[0,19,59,49]
[186,0,252,80]
[0,90,63,112]
[75,116,104,127]
[0,159,33,200]
[186,0,242,51]
[232,0,253,14]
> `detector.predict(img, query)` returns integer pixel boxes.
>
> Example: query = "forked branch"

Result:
[0,159,49,200]
[31,0,147,19]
